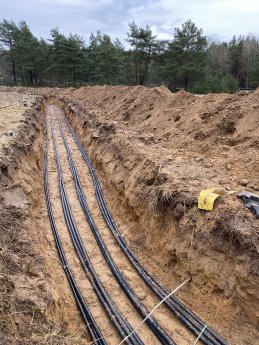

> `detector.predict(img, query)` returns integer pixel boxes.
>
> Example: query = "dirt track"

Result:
[0,86,259,344]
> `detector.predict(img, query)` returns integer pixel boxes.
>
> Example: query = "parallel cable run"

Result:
[54,108,176,344]
[119,279,191,345]
[49,108,144,345]
[58,107,228,345]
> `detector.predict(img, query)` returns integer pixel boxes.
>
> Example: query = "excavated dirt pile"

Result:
[0,85,259,344]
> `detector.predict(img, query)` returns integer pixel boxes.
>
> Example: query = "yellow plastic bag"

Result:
[198,188,221,211]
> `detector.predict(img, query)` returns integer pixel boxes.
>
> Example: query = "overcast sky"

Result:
[1,0,259,45]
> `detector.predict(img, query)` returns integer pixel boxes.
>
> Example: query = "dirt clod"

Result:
[239,178,249,186]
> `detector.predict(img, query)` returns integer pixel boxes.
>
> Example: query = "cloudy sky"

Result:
[1,0,259,45]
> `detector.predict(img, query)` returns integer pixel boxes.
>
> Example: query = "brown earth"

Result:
[0,85,259,344]
[0,92,36,153]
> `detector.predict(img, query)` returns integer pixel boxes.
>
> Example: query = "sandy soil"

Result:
[0,85,258,344]
[0,106,26,151]
[0,91,36,154]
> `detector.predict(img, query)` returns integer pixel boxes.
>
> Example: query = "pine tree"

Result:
[0,20,18,83]
[48,28,68,84]
[14,21,40,85]
[126,22,157,85]
[66,34,87,84]
[87,31,124,84]
[168,20,207,90]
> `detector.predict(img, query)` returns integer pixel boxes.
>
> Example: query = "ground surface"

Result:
[0,92,35,153]
[0,86,258,344]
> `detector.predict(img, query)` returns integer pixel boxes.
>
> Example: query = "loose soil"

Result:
[0,92,35,153]
[0,85,259,344]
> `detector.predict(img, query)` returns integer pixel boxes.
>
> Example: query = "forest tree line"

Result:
[0,19,259,93]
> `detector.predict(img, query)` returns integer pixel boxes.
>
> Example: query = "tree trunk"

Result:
[135,70,138,85]
[30,70,33,84]
[34,70,38,84]
[72,69,75,84]
[184,75,188,90]
[139,75,144,85]
[11,58,16,83]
